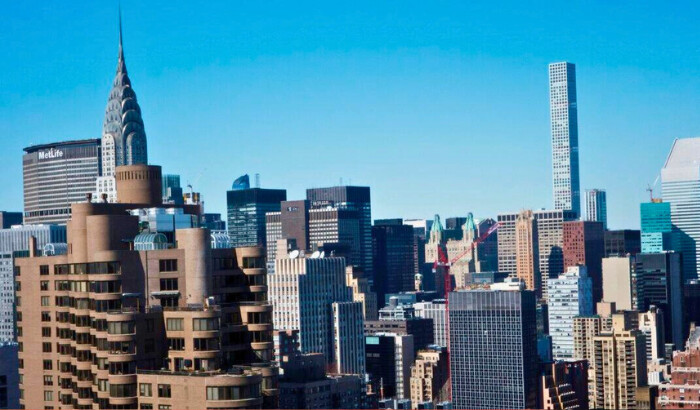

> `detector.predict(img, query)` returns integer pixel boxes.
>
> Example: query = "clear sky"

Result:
[2,1,699,229]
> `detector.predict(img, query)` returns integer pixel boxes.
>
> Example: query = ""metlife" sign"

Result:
[38,148,64,160]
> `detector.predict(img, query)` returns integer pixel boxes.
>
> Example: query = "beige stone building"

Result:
[15,164,278,409]
[515,210,540,296]
[409,347,448,408]
[592,313,648,409]
[346,266,378,320]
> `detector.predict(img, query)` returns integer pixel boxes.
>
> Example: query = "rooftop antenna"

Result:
[255,173,260,188]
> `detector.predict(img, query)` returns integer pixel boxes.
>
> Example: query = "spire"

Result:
[431,214,443,233]
[117,2,126,74]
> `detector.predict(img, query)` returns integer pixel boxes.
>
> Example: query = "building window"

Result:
[41,296,50,306]
[192,318,219,331]
[41,327,51,337]
[43,376,53,386]
[165,318,183,331]
[157,384,171,398]
[43,360,52,370]
[41,312,50,322]
[40,265,49,276]
[158,406,171,410]
[168,338,185,351]
[108,321,134,335]
[140,404,153,410]
[43,391,53,401]
[15,281,21,292]
[242,256,265,269]
[98,379,108,392]
[159,259,178,272]
[40,281,49,291]
[139,383,152,397]
[42,343,52,353]
[159,278,178,291]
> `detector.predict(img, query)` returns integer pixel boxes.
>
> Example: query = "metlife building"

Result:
[23,139,101,224]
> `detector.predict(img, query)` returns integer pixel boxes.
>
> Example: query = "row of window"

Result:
[165,317,219,331]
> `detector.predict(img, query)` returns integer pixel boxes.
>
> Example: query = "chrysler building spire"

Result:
[95,7,148,202]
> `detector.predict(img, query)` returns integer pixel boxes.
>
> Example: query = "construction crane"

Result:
[432,221,500,400]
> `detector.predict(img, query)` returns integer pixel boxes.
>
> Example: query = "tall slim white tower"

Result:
[549,62,581,217]
[585,189,608,229]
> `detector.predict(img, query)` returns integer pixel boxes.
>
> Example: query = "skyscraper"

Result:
[161,174,183,205]
[593,314,648,409]
[547,266,593,359]
[516,210,540,295]
[306,186,373,278]
[227,185,286,249]
[372,219,416,306]
[498,209,576,299]
[549,62,581,216]
[23,139,101,224]
[585,189,608,229]
[449,287,538,409]
[641,201,673,253]
[96,13,148,202]
[661,137,700,280]
[563,220,605,302]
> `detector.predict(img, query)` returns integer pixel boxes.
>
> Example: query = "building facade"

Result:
[604,229,641,257]
[641,201,673,254]
[547,266,593,359]
[414,300,447,347]
[498,209,577,299]
[549,62,581,216]
[227,187,286,249]
[585,189,607,229]
[0,224,66,341]
[23,139,101,224]
[409,346,449,408]
[449,288,538,409]
[515,210,540,296]
[306,186,373,279]
[15,164,278,409]
[365,333,414,400]
[563,220,605,302]
[661,137,700,280]
[593,314,649,410]
[373,219,417,306]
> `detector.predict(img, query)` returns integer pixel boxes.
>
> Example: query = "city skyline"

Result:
[2,2,700,229]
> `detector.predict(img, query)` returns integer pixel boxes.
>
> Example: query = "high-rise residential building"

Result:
[15,164,279,409]
[410,346,449,407]
[515,210,540,296]
[227,185,286,249]
[414,299,447,347]
[269,253,365,374]
[0,224,66,341]
[373,219,417,306]
[96,18,148,203]
[658,324,700,409]
[662,137,700,280]
[365,333,414,400]
[23,139,101,224]
[547,266,593,359]
[161,174,183,205]
[585,189,608,229]
[593,314,649,409]
[563,220,605,302]
[641,201,673,254]
[602,255,635,309]
[685,280,700,340]
[549,62,581,217]
[449,286,538,409]
[0,212,22,229]
[445,213,498,288]
[573,315,603,408]
[498,209,577,299]
[306,186,373,278]
[604,229,641,256]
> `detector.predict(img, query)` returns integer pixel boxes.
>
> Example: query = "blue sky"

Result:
[1,1,699,229]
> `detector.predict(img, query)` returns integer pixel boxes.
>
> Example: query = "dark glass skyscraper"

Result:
[227,186,286,248]
[372,219,416,306]
[449,288,538,409]
[306,186,373,277]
